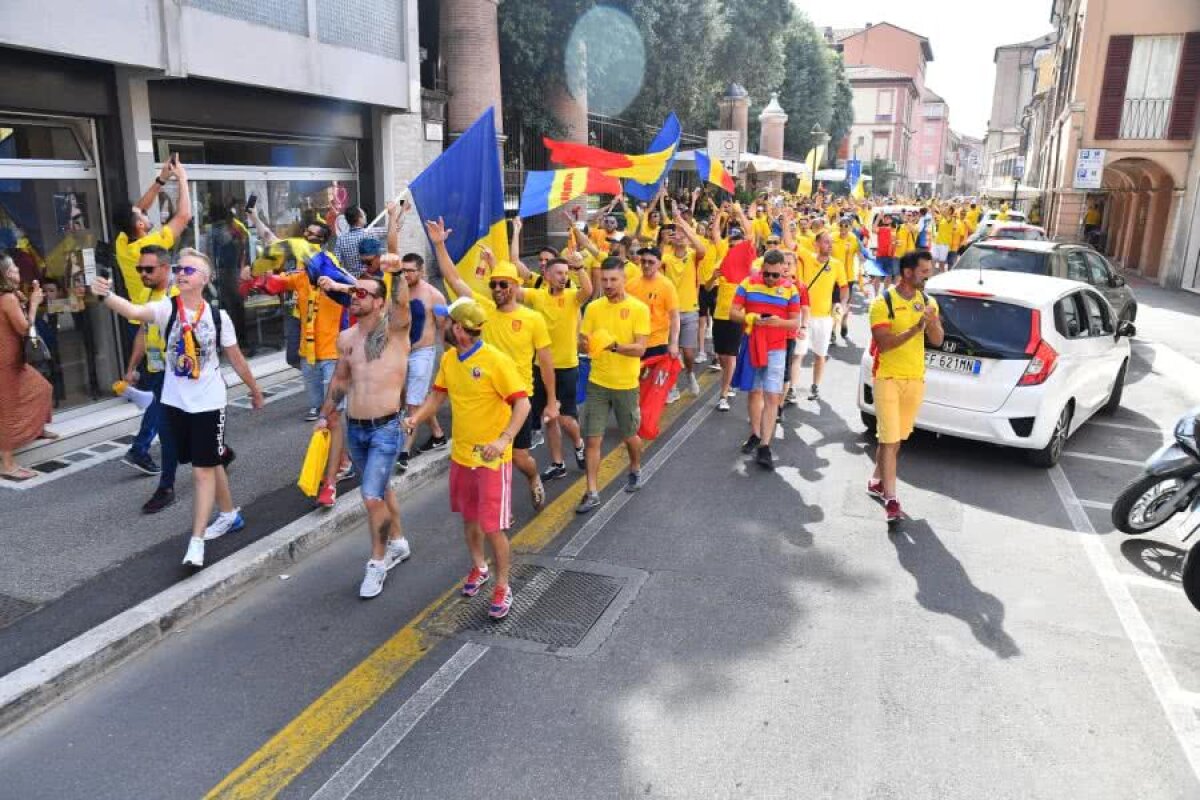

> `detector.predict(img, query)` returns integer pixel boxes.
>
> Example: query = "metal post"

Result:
[1012,177,1019,209]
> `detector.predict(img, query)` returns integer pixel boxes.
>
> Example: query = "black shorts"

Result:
[712,319,743,357]
[166,406,227,468]
[533,366,580,420]
[514,411,534,450]
[698,287,717,317]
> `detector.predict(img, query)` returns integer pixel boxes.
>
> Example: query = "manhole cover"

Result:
[0,594,37,629]
[33,459,69,473]
[424,557,646,657]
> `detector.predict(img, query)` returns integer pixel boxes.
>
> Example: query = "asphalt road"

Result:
[2,298,1200,799]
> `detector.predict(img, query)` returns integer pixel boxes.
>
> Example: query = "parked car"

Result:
[858,270,1135,466]
[980,209,1028,226]
[963,221,1047,249]
[950,240,1137,322]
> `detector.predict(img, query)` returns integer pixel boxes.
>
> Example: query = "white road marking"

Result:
[308,642,489,800]
[1077,499,1113,510]
[1121,573,1184,592]
[1049,465,1200,782]
[1086,419,1165,435]
[1061,451,1145,468]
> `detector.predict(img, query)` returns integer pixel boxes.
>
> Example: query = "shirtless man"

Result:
[317,254,413,599]
[387,204,448,469]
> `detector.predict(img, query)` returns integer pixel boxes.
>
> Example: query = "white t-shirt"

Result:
[148,298,237,413]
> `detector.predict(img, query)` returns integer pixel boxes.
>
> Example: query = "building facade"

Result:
[954,135,984,197]
[0,0,446,411]
[982,33,1057,195]
[1034,0,1200,286]
[914,90,951,197]
[844,66,920,195]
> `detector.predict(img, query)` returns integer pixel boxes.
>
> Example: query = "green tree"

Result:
[497,0,596,133]
[827,52,855,163]
[711,0,793,110]
[776,15,833,159]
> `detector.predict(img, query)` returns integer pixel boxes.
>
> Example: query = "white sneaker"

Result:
[359,560,388,599]
[687,372,701,396]
[203,508,245,541]
[384,537,411,571]
[182,537,205,567]
[530,429,545,449]
[695,351,708,364]
[725,389,737,399]
[667,388,680,404]
[717,397,731,412]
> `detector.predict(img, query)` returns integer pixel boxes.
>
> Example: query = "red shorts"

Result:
[449,460,513,534]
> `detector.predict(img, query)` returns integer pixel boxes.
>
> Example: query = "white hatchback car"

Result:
[857,270,1135,466]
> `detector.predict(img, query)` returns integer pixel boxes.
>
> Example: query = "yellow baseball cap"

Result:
[489,261,521,282]
[441,296,489,330]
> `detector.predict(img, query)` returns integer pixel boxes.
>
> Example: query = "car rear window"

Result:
[992,228,1043,241]
[933,293,1033,359]
[953,246,1049,275]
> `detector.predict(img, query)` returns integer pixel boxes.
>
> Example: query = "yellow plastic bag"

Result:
[297,428,331,497]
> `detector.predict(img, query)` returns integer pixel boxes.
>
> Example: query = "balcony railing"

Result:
[1120,97,1173,140]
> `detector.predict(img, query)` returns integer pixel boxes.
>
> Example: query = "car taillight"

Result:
[1020,339,1058,385]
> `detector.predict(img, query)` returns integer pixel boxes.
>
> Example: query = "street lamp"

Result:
[809,123,830,199]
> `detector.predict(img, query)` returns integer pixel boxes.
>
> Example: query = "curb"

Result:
[0,449,451,735]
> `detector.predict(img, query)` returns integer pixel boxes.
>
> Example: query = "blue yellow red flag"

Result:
[694,149,735,193]
[410,107,509,299]
[623,113,681,201]
[518,168,622,218]
[544,113,681,201]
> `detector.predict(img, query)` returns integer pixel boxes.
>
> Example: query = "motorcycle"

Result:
[1111,407,1200,612]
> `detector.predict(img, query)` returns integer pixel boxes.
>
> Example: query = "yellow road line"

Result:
[204,373,714,800]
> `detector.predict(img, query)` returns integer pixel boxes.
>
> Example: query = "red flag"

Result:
[720,240,756,285]
[544,138,638,171]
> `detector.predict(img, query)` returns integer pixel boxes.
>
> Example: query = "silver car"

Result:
[951,240,1137,322]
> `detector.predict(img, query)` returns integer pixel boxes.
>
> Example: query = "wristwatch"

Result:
[155,176,167,187]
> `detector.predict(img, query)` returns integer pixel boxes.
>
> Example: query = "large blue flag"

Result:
[409,107,509,298]
[623,113,681,202]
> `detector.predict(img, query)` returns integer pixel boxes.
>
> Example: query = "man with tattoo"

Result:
[316,254,413,599]
[404,297,531,620]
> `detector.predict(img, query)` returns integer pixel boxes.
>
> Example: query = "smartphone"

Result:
[170,152,180,168]
[246,193,258,212]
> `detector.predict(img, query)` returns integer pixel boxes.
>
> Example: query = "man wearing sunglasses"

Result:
[92,250,264,568]
[729,249,808,470]
[427,217,555,515]
[395,251,448,469]
[316,254,415,599]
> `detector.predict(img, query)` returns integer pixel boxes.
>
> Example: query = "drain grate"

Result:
[0,593,37,629]
[33,459,70,473]
[425,558,644,656]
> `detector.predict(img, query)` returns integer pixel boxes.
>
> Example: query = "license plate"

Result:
[925,352,982,375]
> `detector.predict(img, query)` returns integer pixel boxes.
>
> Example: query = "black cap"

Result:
[637,246,662,259]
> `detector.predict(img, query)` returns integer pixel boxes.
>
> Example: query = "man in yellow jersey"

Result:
[405,297,531,620]
[695,215,725,366]
[576,257,650,513]
[867,250,942,524]
[661,210,708,399]
[113,157,192,350]
[794,231,848,402]
[427,218,555,514]
[520,253,592,481]
[965,202,982,234]
[948,209,969,268]
[932,209,954,272]
[831,217,861,345]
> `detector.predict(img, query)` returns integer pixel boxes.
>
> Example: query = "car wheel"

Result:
[860,411,877,439]
[1027,402,1073,468]
[1101,359,1127,414]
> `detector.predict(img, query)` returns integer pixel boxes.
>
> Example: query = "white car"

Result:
[857,270,1135,466]
[980,209,1028,226]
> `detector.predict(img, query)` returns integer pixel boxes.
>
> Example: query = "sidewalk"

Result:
[1120,271,1200,366]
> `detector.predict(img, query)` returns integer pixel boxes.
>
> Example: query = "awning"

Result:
[981,184,1043,200]
[672,149,812,176]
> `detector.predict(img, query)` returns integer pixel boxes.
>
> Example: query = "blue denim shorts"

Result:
[345,416,401,500]
[751,347,787,395]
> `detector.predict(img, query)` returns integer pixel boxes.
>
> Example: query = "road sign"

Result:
[707,130,740,177]
[1073,148,1105,189]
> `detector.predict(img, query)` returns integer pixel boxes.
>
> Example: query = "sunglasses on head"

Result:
[488,280,513,290]
[171,265,202,276]
[351,287,381,299]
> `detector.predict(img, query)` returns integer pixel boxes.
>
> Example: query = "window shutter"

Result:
[1095,35,1133,140]
[1167,32,1200,140]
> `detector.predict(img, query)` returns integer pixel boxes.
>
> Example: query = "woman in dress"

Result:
[0,254,56,480]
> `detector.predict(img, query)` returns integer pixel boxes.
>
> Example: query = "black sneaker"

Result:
[142,486,176,514]
[783,387,797,406]
[755,445,775,471]
[541,462,568,481]
[740,434,761,455]
[624,471,642,493]
[574,445,586,470]
[396,451,410,474]
[576,491,601,514]
[122,450,161,476]
[418,434,448,452]
[808,384,820,401]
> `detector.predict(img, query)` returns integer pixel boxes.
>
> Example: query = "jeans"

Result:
[284,315,301,369]
[345,417,402,500]
[303,359,338,411]
[131,370,178,489]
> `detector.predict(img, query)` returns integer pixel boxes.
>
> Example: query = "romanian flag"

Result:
[410,108,509,300]
[543,113,680,199]
[694,149,735,193]
[517,168,622,218]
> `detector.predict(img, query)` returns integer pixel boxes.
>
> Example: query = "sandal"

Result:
[1,467,38,481]
[37,429,60,441]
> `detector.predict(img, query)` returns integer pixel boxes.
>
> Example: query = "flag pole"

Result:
[365,187,412,229]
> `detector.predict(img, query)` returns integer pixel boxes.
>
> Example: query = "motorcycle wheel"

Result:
[1182,543,1200,613]
[1111,474,1186,534]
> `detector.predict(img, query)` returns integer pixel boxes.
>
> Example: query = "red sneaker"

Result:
[885,498,904,522]
[489,584,513,620]
[866,479,885,500]
[462,565,490,597]
[316,482,336,508]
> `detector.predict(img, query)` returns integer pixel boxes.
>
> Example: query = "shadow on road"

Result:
[1120,538,1184,583]
[889,517,1021,659]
